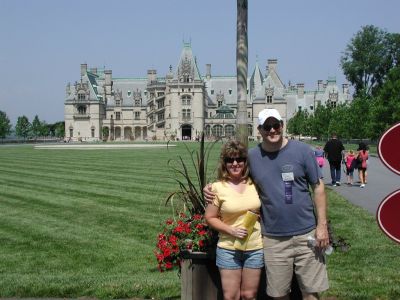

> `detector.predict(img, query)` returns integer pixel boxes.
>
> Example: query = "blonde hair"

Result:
[217,140,250,182]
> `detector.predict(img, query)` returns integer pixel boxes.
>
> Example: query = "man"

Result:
[205,108,329,300]
[323,133,345,186]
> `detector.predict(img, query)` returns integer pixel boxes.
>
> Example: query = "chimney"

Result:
[147,69,157,83]
[342,83,349,94]
[80,64,87,77]
[104,70,112,95]
[90,67,97,75]
[66,82,71,96]
[267,59,277,73]
[317,80,323,91]
[206,64,211,80]
[297,83,304,98]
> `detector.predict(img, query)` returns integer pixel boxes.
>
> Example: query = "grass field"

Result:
[0,142,399,300]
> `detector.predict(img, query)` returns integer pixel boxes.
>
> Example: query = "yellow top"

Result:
[212,180,263,251]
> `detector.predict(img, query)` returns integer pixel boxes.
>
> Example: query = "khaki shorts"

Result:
[263,230,329,297]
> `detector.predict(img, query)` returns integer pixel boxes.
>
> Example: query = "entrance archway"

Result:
[181,124,192,140]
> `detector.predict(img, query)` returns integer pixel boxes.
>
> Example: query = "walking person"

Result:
[357,143,369,188]
[344,150,356,185]
[205,109,330,300]
[205,140,264,300]
[314,145,325,169]
[324,133,345,186]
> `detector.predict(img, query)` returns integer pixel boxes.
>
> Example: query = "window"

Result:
[229,89,232,95]
[116,112,121,120]
[158,112,164,121]
[225,125,235,137]
[209,112,212,118]
[91,128,95,138]
[127,91,131,97]
[69,128,73,137]
[298,106,302,111]
[212,125,223,137]
[218,100,223,107]
[78,106,86,114]
[78,93,85,101]
[135,112,140,119]
[248,124,253,136]
[158,100,164,109]
[150,92,155,99]
[205,125,211,137]
[267,95,272,103]
[135,99,141,106]
[310,105,314,110]
[182,109,191,120]
[182,95,191,106]
[211,90,214,95]
[157,92,164,97]
[115,100,121,106]
[248,112,251,118]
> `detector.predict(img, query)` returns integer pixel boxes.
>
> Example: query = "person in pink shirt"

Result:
[344,150,356,185]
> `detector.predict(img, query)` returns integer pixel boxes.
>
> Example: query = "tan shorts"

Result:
[263,230,329,297]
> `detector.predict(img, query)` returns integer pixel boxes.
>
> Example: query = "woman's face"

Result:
[224,156,246,180]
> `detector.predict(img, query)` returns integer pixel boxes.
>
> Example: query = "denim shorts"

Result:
[216,246,264,269]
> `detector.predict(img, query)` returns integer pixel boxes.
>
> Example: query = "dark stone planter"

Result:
[180,250,302,300]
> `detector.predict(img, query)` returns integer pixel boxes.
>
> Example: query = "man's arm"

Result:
[312,179,329,248]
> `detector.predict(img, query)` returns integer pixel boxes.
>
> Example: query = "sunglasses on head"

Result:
[263,122,281,132]
[224,157,246,164]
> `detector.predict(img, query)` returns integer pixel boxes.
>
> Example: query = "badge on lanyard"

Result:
[281,172,294,204]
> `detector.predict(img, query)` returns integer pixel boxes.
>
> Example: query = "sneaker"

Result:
[360,184,365,188]
[336,182,341,186]
[332,183,337,187]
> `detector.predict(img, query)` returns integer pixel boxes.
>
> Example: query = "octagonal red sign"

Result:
[378,122,400,175]
[377,189,400,244]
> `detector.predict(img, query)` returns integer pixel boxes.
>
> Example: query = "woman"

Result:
[314,145,325,168]
[357,143,369,188]
[205,140,263,300]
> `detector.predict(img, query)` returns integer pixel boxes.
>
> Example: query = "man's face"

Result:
[258,117,283,144]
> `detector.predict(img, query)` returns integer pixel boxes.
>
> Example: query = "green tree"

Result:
[287,109,310,138]
[0,110,12,140]
[235,0,248,146]
[341,25,394,97]
[368,66,400,140]
[31,115,41,138]
[310,104,331,140]
[54,121,65,138]
[327,104,351,141]
[15,116,31,140]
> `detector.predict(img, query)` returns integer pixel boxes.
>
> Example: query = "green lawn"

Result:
[0,143,398,300]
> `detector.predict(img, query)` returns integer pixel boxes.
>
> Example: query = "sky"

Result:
[0,0,399,125]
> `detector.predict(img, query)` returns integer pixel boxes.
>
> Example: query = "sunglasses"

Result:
[263,122,281,132]
[224,157,246,164]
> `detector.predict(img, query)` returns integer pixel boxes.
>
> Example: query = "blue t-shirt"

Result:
[248,140,321,237]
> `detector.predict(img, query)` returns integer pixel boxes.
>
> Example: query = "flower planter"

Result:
[180,250,302,300]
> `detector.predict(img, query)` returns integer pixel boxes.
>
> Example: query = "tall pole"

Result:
[236,0,248,146]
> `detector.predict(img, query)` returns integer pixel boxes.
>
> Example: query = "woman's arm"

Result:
[205,204,247,239]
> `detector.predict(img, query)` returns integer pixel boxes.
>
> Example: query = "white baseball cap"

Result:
[258,108,282,125]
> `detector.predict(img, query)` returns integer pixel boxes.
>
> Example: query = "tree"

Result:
[15,116,31,140]
[54,121,65,138]
[310,104,331,140]
[368,66,400,140]
[31,115,41,138]
[0,110,12,140]
[235,0,248,146]
[287,109,310,139]
[341,25,394,97]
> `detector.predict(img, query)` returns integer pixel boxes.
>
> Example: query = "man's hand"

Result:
[315,223,329,249]
[203,183,215,204]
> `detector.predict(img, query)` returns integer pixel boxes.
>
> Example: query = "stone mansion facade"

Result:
[64,42,352,141]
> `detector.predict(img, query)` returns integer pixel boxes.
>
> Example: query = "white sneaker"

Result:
[360,184,365,188]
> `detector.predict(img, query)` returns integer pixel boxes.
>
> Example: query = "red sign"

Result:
[377,122,400,244]
[377,190,400,244]
[378,122,400,175]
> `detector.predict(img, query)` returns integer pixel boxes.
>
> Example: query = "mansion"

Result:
[64,42,352,141]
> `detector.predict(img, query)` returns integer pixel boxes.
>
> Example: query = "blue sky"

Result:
[0,0,399,124]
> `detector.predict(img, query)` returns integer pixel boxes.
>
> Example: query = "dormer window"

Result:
[218,100,223,107]
[127,91,131,97]
[115,100,121,106]
[229,89,232,95]
[78,93,85,101]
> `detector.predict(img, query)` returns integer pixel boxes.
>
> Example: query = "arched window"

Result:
[212,125,223,137]
[78,106,86,114]
[225,125,235,137]
[205,125,211,137]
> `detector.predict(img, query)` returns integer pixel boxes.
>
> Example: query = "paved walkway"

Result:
[321,155,399,215]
